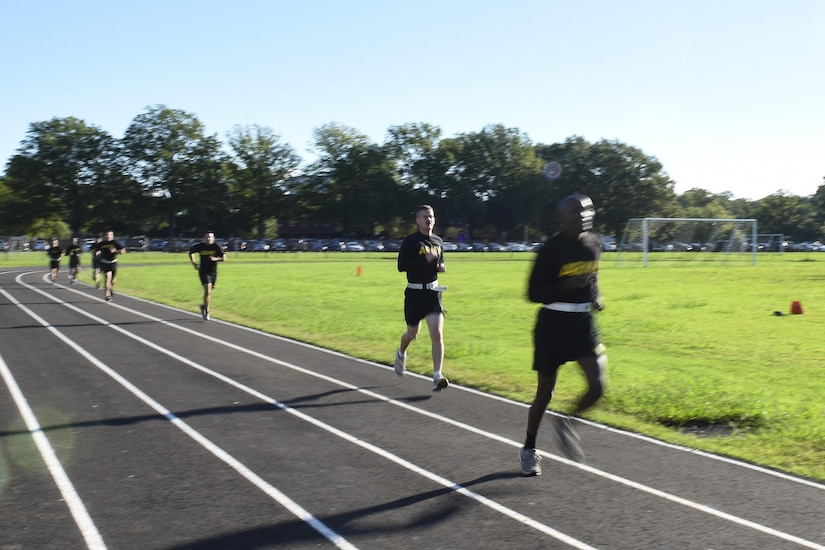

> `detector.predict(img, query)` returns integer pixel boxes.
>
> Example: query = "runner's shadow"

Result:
[166,472,521,549]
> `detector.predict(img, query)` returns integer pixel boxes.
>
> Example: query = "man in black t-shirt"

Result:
[46,238,62,283]
[394,205,449,391]
[188,232,225,321]
[96,230,125,301]
[519,194,607,475]
[64,236,82,284]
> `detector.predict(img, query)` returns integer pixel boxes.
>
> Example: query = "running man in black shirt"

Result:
[96,230,125,301]
[64,236,82,284]
[188,232,225,320]
[394,205,449,391]
[519,194,607,475]
[46,238,62,283]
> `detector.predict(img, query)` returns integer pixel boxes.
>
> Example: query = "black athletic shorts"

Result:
[198,270,218,287]
[532,308,601,375]
[49,260,60,270]
[101,261,117,275]
[403,288,444,326]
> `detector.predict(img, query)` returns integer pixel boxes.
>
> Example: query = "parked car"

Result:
[471,243,488,252]
[125,236,148,252]
[442,241,457,252]
[343,241,365,252]
[506,242,529,252]
[163,239,191,252]
[286,239,308,251]
[249,240,270,252]
[382,240,401,252]
[307,239,329,252]
[149,238,167,251]
[269,239,287,252]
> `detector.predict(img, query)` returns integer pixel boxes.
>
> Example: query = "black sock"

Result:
[524,432,536,449]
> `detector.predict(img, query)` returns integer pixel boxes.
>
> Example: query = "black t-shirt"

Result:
[97,240,124,263]
[46,245,62,261]
[397,232,444,284]
[528,231,602,305]
[65,244,82,264]
[189,242,224,272]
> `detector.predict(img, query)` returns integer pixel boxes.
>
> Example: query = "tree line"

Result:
[2,104,824,243]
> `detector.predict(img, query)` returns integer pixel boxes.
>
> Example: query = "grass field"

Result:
[3,249,824,482]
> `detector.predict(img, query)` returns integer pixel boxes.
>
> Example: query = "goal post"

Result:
[617,217,758,266]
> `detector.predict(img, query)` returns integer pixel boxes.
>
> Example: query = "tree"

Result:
[225,125,301,239]
[120,105,225,236]
[536,137,678,238]
[811,178,825,238]
[305,123,400,236]
[677,188,735,219]
[429,125,543,238]
[2,117,120,235]
[751,192,818,241]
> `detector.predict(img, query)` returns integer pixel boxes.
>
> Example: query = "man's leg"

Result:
[105,270,113,299]
[525,371,557,448]
[573,353,606,414]
[424,312,444,376]
[399,322,420,354]
[394,322,420,376]
[553,353,606,462]
[520,371,557,475]
[203,283,212,311]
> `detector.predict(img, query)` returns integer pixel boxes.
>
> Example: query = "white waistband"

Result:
[543,302,591,313]
[407,280,440,290]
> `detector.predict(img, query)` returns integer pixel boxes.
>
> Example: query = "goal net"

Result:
[616,218,758,266]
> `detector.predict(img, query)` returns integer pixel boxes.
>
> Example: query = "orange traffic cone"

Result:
[791,301,803,314]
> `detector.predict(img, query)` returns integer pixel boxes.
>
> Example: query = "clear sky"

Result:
[2,0,823,200]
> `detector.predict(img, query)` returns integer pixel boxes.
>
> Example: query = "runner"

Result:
[64,236,82,284]
[394,205,449,391]
[519,194,607,475]
[188,231,226,320]
[46,237,62,283]
[97,230,125,301]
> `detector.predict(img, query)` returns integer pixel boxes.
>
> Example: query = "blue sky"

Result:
[2,0,823,200]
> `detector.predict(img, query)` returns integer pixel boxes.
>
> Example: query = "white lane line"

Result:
[13,275,600,549]
[18,274,825,550]
[0,352,107,550]
[0,285,359,550]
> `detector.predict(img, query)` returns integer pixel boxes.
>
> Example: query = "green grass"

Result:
[4,250,824,482]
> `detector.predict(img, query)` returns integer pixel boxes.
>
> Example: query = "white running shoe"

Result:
[432,372,449,392]
[393,349,406,377]
[519,448,542,476]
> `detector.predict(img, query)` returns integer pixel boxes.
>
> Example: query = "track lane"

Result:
[1,270,824,549]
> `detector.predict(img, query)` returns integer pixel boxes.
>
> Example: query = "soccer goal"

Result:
[616,217,758,266]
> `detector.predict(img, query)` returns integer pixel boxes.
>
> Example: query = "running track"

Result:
[1,268,824,549]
